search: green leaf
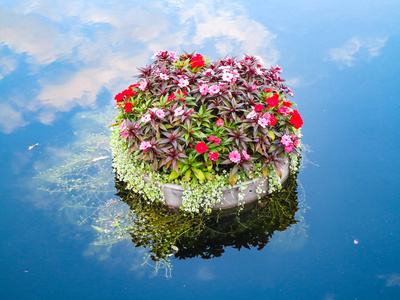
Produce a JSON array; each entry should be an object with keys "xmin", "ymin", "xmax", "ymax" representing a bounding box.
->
[
  {"xmin": 168, "ymin": 170, "xmax": 179, "ymax": 181},
  {"xmin": 269, "ymin": 130, "xmax": 275, "ymax": 141},
  {"xmin": 261, "ymin": 166, "xmax": 269, "ymax": 178},
  {"xmin": 192, "ymin": 168, "xmax": 205, "ymax": 182},
  {"xmin": 180, "ymin": 164, "xmax": 189, "ymax": 174},
  {"xmin": 229, "ymin": 172, "xmax": 239, "ymax": 186},
  {"xmin": 185, "ymin": 170, "xmax": 192, "ymax": 182},
  {"xmin": 204, "ymin": 172, "xmax": 214, "ymax": 181}
]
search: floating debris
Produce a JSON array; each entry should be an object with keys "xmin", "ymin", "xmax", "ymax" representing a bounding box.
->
[
  {"xmin": 28, "ymin": 143, "xmax": 39, "ymax": 150},
  {"xmin": 354, "ymin": 239, "xmax": 359, "ymax": 245},
  {"xmin": 91, "ymin": 225, "xmax": 104, "ymax": 233},
  {"xmin": 91, "ymin": 155, "xmax": 109, "ymax": 162}
]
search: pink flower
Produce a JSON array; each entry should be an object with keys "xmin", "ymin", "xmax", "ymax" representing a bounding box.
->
[
  {"xmin": 139, "ymin": 141, "xmax": 152, "ymax": 150},
  {"xmin": 159, "ymin": 73, "xmax": 169, "ymax": 80},
  {"xmin": 169, "ymin": 51, "xmax": 178, "ymax": 61},
  {"xmin": 119, "ymin": 120, "xmax": 126, "ymax": 131},
  {"xmin": 208, "ymin": 85, "xmax": 220, "ymax": 95},
  {"xmin": 285, "ymin": 144, "xmax": 294, "ymax": 153},
  {"xmin": 199, "ymin": 84, "xmax": 209, "ymax": 95},
  {"xmin": 246, "ymin": 110, "xmax": 257, "ymax": 119},
  {"xmin": 216, "ymin": 119, "xmax": 224, "ymax": 126},
  {"xmin": 140, "ymin": 114, "xmax": 151, "ymax": 124},
  {"xmin": 152, "ymin": 50, "xmax": 165, "ymax": 58},
  {"xmin": 278, "ymin": 106, "xmax": 292, "ymax": 116},
  {"xmin": 229, "ymin": 151, "xmax": 241, "ymax": 164},
  {"xmin": 121, "ymin": 120, "xmax": 137, "ymax": 140},
  {"xmin": 281, "ymin": 134, "xmax": 293, "ymax": 147},
  {"xmin": 174, "ymin": 107, "xmax": 184, "ymax": 117},
  {"xmin": 242, "ymin": 150, "xmax": 250, "ymax": 160},
  {"xmin": 139, "ymin": 80, "xmax": 147, "ymax": 91},
  {"xmin": 134, "ymin": 124, "xmax": 140, "ymax": 129},
  {"xmin": 207, "ymin": 135, "xmax": 221, "ymax": 144},
  {"xmin": 263, "ymin": 113, "xmax": 276, "ymax": 126},
  {"xmin": 208, "ymin": 152, "xmax": 219, "ymax": 161},
  {"xmin": 155, "ymin": 109, "xmax": 165, "ymax": 119},
  {"xmin": 251, "ymin": 84, "xmax": 257, "ymax": 90},
  {"xmin": 257, "ymin": 117, "xmax": 268, "ymax": 128},
  {"xmin": 178, "ymin": 77, "xmax": 189, "ymax": 88}
]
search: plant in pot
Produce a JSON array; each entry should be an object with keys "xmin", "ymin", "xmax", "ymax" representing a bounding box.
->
[{"xmin": 110, "ymin": 50, "xmax": 303, "ymax": 213}]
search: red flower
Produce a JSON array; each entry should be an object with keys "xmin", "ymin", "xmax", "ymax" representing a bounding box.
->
[
  {"xmin": 215, "ymin": 119, "xmax": 225, "ymax": 126},
  {"xmin": 207, "ymin": 135, "xmax": 221, "ymax": 144},
  {"xmin": 290, "ymin": 110, "xmax": 303, "ymax": 129},
  {"xmin": 190, "ymin": 54, "xmax": 205, "ymax": 68},
  {"xmin": 167, "ymin": 94, "xmax": 176, "ymax": 102},
  {"xmin": 254, "ymin": 104, "xmax": 264, "ymax": 112},
  {"xmin": 195, "ymin": 142, "xmax": 207, "ymax": 153},
  {"xmin": 123, "ymin": 88, "xmax": 135, "ymax": 98},
  {"xmin": 124, "ymin": 102, "xmax": 133, "ymax": 113},
  {"xmin": 283, "ymin": 101, "xmax": 293, "ymax": 107},
  {"xmin": 266, "ymin": 94, "xmax": 280, "ymax": 107},
  {"xmin": 115, "ymin": 92, "xmax": 124, "ymax": 104},
  {"xmin": 208, "ymin": 152, "xmax": 219, "ymax": 161},
  {"xmin": 269, "ymin": 114, "xmax": 277, "ymax": 126}
]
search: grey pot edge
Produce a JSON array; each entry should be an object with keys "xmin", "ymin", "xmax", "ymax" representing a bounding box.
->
[{"xmin": 143, "ymin": 162, "xmax": 290, "ymax": 210}]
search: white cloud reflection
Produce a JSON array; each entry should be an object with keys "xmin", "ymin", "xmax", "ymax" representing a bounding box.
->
[
  {"xmin": 0, "ymin": 0, "xmax": 280, "ymax": 133},
  {"xmin": 328, "ymin": 37, "xmax": 387, "ymax": 67},
  {"xmin": 377, "ymin": 273, "xmax": 400, "ymax": 287},
  {"xmin": 196, "ymin": 265, "xmax": 216, "ymax": 281}
]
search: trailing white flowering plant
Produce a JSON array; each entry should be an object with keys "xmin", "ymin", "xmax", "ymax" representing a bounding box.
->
[{"xmin": 111, "ymin": 50, "xmax": 303, "ymax": 212}]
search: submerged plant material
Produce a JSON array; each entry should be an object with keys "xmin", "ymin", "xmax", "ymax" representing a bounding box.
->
[
  {"xmin": 111, "ymin": 51, "xmax": 304, "ymax": 213},
  {"xmin": 110, "ymin": 172, "xmax": 300, "ymax": 261}
]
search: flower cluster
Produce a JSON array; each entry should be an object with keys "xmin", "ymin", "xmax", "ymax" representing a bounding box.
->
[{"xmin": 112, "ymin": 51, "xmax": 303, "ymax": 187}]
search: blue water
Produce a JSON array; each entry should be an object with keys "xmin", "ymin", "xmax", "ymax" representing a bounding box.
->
[{"xmin": 1, "ymin": 1, "xmax": 400, "ymax": 299}]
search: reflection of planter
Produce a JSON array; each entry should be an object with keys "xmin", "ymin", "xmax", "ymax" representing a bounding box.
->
[
  {"xmin": 114, "ymin": 172, "xmax": 299, "ymax": 261},
  {"xmin": 143, "ymin": 162, "xmax": 289, "ymax": 210}
]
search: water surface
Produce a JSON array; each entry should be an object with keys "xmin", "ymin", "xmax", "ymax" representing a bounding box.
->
[{"xmin": 1, "ymin": 0, "xmax": 400, "ymax": 299}]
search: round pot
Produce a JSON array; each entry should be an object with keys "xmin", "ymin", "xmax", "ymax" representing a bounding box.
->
[{"xmin": 144, "ymin": 162, "xmax": 290, "ymax": 210}]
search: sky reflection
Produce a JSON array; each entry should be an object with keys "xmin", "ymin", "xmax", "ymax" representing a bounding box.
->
[
  {"xmin": 1, "ymin": 0, "xmax": 400, "ymax": 298},
  {"xmin": 0, "ymin": 0, "xmax": 283, "ymax": 133}
]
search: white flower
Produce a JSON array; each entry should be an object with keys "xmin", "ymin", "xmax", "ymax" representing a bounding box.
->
[
  {"xmin": 155, "ymin": 109, "xmax": 165, "ymax": 119},
  {"xmin": 258, "ymin": 117, "xmax": 268, "ymax": 128},
  {"xmin": 140, "ymin": 114, "xmax": 151, "ymax": 124},
  {"xmin": 246, "ymin": 110, "xmax": 257, "ymax": 119},
  {"xmin": 174, "ymin": 107, "xmax": 184, "ymax": 117},
  {"xmin": 139, "ymin": 80, "xmax": 147, "ymax": 91},
  {"xmin": 254, "ymin": 55, "xmax": 264, "ymax": 65},
  {"xmin": 159, "ymin": 73, "xmax": 169, "ymax": 80},
  {"xmin": 222, "ymin": 72, "xmax": 234, "ymax": 82},
  {"xmin": 178, "ymin": 77, "xmax": 189, "ymax": 88}
]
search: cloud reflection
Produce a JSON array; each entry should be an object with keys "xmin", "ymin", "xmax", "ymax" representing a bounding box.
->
[
  {"xmin": 0, "ymin": 0, "xmax": 279, "ymax": 133},
  {"xmin": 377, "ymin": 273, "xmax": 400, "ymax": 287},
  {"xmin": 328, "ymin": 37, "xmax": 387, "ymax": 67}
]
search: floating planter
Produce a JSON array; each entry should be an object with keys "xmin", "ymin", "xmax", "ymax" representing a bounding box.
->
[{"xmin": 111, "ymin": 51, "xmax": 303, "ymax": 213}]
